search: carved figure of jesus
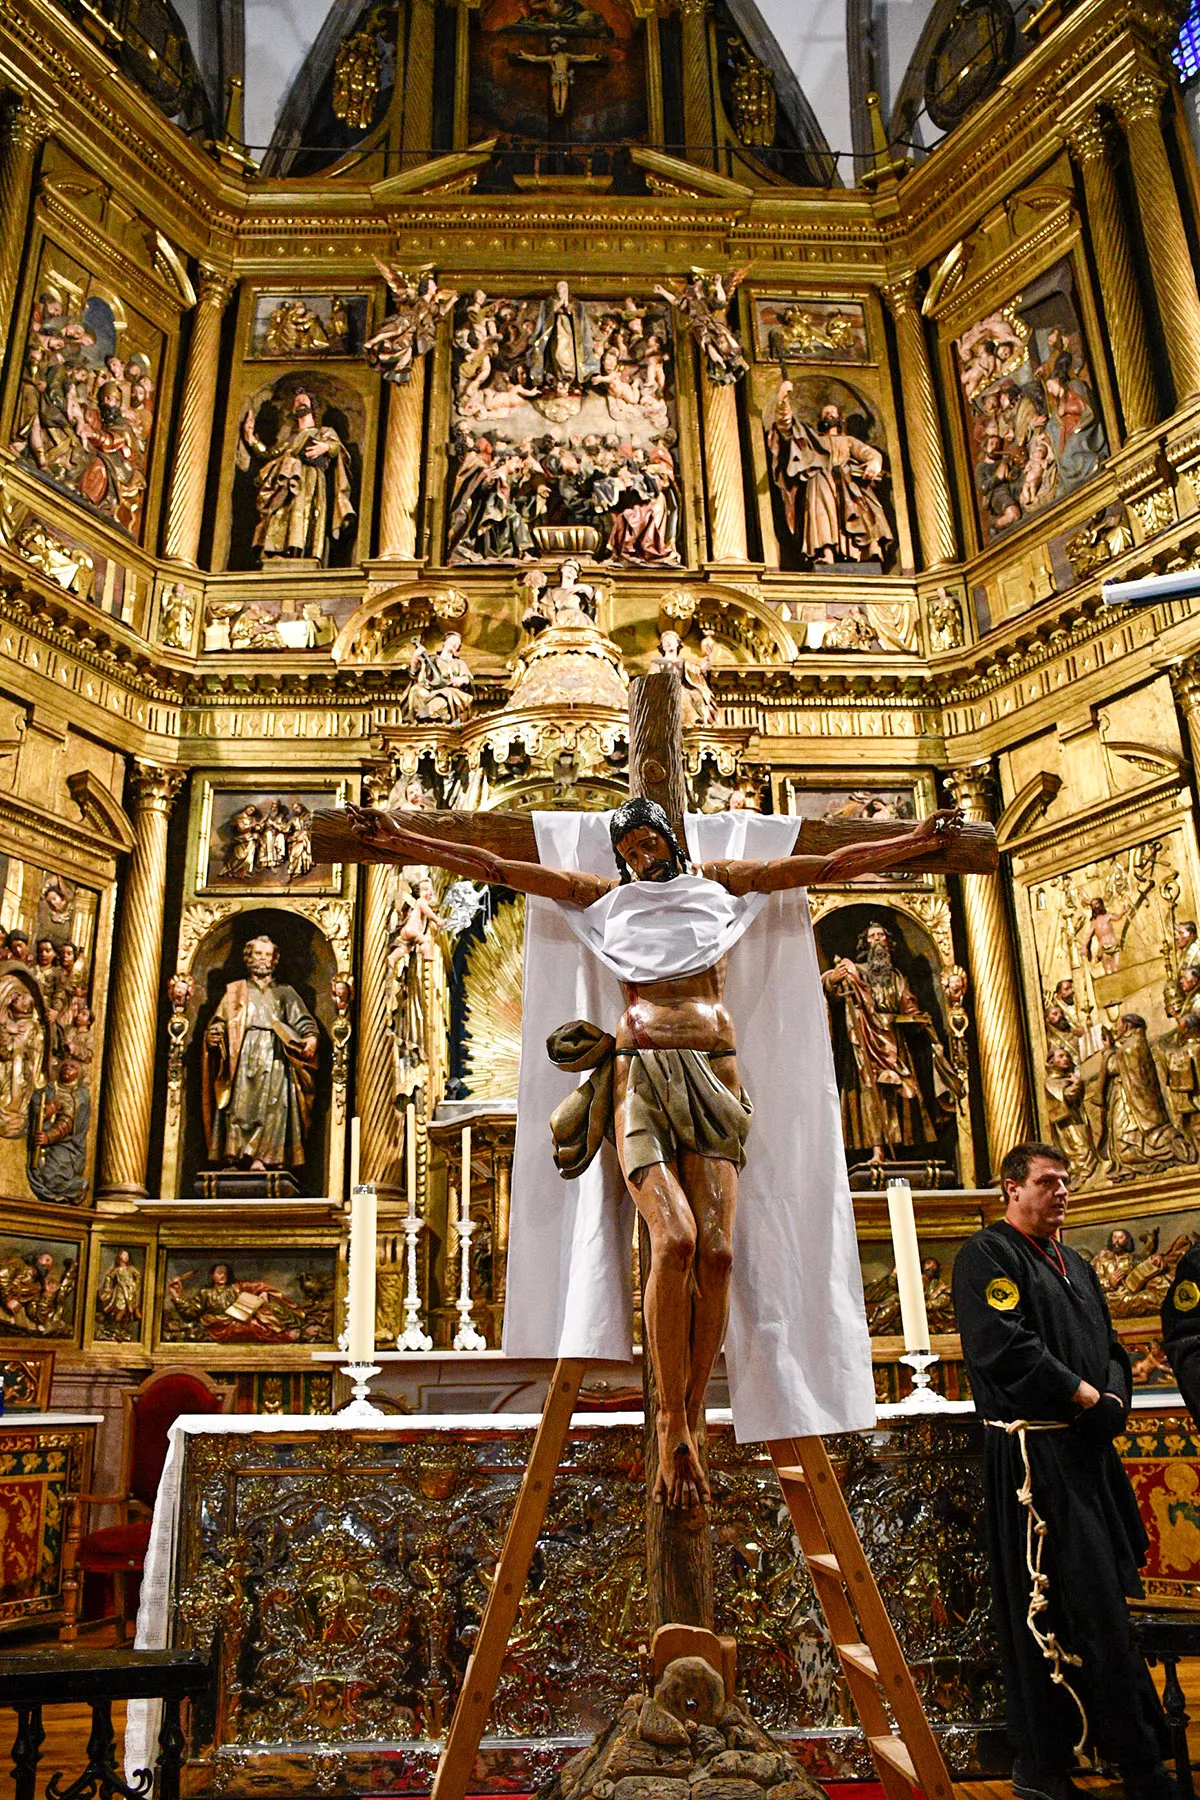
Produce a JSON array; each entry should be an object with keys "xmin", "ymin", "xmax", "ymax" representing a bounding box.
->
[
  {"xmin": 347, "ymin": 794, "xmax": 963, "ymax": 1508},
  {"xmin": 510, "ymin": 37, "xmax": 607, "ymax": 119}
]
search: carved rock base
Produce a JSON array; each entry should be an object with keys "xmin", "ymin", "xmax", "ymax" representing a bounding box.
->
[{"xmin": 543, "ymin": 1650, "xmax": 825, "ymax": 1800}]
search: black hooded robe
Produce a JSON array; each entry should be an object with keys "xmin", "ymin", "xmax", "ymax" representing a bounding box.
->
[
  {"xmin": 1161, "ymin": 1241, "xmax": 1200, "ymax": 1422},
  {"xmin": 952, "ymin": 1220, "xmax": 1164, "ymax": 1775}
]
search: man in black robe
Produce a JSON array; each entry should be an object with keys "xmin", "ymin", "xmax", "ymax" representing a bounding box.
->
[
  {"xmin": 1161, "ymin": 1243, "xmax": 1200, "ymax": 1422},
  {"xmin": 953, "ymin": 1142, "xmax": 1168, "ymax": 1800}
]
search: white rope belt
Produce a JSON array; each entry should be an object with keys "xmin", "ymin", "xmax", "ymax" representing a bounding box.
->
[{"xmin": 985, "ymin": 1417, "xmax": 1090, "ymax": 1759}]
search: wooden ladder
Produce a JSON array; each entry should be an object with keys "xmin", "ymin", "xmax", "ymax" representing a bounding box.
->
[
  {"xmin": 431, "ymin": 1370, "xmax": 954, "ymax": 1800},
  {"xmin": 767, "ymin": 1434, "xmax": 955, "ymax": 1800}
]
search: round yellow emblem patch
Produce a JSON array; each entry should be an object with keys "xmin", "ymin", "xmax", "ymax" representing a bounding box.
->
[
  {"xmin": 1175, "ymin": 1279, "xmax": 1200, "ymax": 1313},
  {"xmin": 986, "ymin": 1277, "xmax": 1020, "ymax": 1312}
]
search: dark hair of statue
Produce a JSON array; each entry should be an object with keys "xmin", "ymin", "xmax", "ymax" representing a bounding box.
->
[
  {"xmin": 999, "ymin": 1141, "xmax": 1067, "ymax": 1191},
  {"xmin": 608, "ymin": 797, "xmax": 688, "ymax": 884}
]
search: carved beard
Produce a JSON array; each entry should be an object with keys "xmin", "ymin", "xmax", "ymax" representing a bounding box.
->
[{"xmin": 866, "ymin": 945, "xmax": 893, "ymax": 980}]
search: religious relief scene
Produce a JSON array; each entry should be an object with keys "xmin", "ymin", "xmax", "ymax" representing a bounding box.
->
[
  {"xmin": 15, "ymin": 0, "xmax": 1200, "ymax": 1790},
  {"xmin": 9, "ymin": 243, "xmax": 163, "ymax": 541},
  {"xmin": 953, "ymin": 258, "xmax": 1110, "ymax": 544},
  {"xmin": 1022, "ymin": 836, "xmax": 1200, "ymax": 1190},
  {"xmin": 447, "ymin": 283, "xmax": 680, "ymax": 565}
]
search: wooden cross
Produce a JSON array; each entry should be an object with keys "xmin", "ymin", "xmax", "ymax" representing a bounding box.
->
[{"xmin": 312, "ymin": 667, "xmax": 996, "ymax": 1629}]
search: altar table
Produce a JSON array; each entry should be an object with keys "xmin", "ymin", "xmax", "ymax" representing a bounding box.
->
[{"xmin": 127, "ymin": 1401, "xmax": 1006, "ymax": 1796}]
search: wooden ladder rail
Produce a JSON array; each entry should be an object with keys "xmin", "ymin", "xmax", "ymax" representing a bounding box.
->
[
  {"xmin": 768, "ymin": 1435, "xmax": 955, "ymax": 1800},
  {"xmin": 431, "ymin": 1359, "xmax": 585, "ymax": 1800}
]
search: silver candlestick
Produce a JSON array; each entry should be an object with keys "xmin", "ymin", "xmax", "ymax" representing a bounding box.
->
[
  {"xmin": 397, "ymin": 1211, "xmax": 433, "ymax": 1352},
  {"xmin": 339, "ymin": 1362, "xmax": 384, "ymax": 1422},
  {"xmin": 452, "ymin": 1207, "xmax": 487, "ymax": 1352},
  {"xmin": 896, "ymin": 1348, "xmax": 954, "ymax": 1409}
]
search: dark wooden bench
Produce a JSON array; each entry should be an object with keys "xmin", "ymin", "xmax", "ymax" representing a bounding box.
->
[
  {"xmin": 0, "ymin": 1647, "xmax": 212, "ymax": 1800},
  {"xmin": 1129, "ymin": 1608, "xmax": 1200, "ymax": 1800}
]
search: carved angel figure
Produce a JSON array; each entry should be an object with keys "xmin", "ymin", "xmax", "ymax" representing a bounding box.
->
[
  {"xmin": 654, "ymin": 268, "xmax": 750, "ymax": 385},
  {"xmin": 364, "ymin": 261, "xmax": 459, "ymax": 385}
]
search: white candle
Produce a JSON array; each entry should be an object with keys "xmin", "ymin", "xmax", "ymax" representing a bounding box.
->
[
  {"xmin": 461, "ymin": 1124, "xmax": 471, "ymax": 1227},
  {"xmin": 347, "ymin": 1181, "xmax": 377, "ymax": 1364},
  {"xmin": 349, "ymin": 1114, "xmax": 361, "ymax": 1198},
  {"xmin": 886, "ymin": 1178, "xmax": 930, "ymax": 1353},
  {"xmin": 406, "ymin": 1101, "xmax": 417, "ymax": 1218}
]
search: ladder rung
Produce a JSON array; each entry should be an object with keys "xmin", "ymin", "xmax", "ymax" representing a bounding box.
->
[
  {"xmin": 837, "ymin": 1641, "xmax": 879, "ymax": 1681},
  {"xmin": 774, "ymin": 1465, "xmax": 807, "ymax": 1482},
  {"xmin": 869, "ymin": 1736, "xmax": 919, "ymax": 1787},
  {"xmin": 807, "ymin": 1552, "xmax": 843, "ymax": 1578}
]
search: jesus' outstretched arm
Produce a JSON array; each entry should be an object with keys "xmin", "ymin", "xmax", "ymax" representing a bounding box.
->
[
  {"xmin": 345, "ymin": 803, "xmax": 616, "ymax": 905},
  {"xmin": 702, "ymin": 807, "xmax": 963, "ymax": 892}
]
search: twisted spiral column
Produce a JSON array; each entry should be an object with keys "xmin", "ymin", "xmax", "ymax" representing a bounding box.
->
[
  {"xmin": 881, "ymin": 272, "xmax": 957, "ymax": 568},
  {"xmin": 1169, "ymin": 658, "xmax": 1200, "ymax": 772},
  {"xmin": 357, "ymin": 795, "xmax": 404, "ymax": 1199},
  {"xmin": 97, "ymin": 763, "xmax": 186, "ymax": 1200},
  {"xmin": 702, "ymin": 379, "xmax": 748, "ymax": 562},
  {"xmin": 1067, "ymin": 108, "xmax": 1158, "ymax": 434},
  {"xmin": 947, "ymin": 762, "xmax": 1033, "ymax": 1176},
  {"xmin": 679, "ymin": 0, "xmax": 714, "ymax": 168},
  {"xmin": 377, "ymin": 356, "xmax": 426, "ymax": 561},
  {"xmin": 163, "ymin": 267, "xmax": 235, "ymax": 565},
  {"xmin": 402, "ymin": 0, "xmax": 436, "ymax": 163},
  {"xmin": 0, "ymin": 96, "xmax": 51, "ymax": 368},
  {"xmin": 1113, "ymin": 69, "xmax": 1200, "ymax": 406}
]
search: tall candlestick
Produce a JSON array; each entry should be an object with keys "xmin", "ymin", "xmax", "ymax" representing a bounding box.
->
[
  {"xmin": 347, "ymin": 1182, "xmax": 377, "ymax": 1363},
  {"xmin": 886, "ymin": 1178, "xmax": 929, "ymax": 1353},
  {"xmin": 461, "ymin": 1124, "xmax": 471, "ymax": 1227},
  {"xmin": 406, "ymin": 1100, "xmax": 417, "ymax": 1218},
  {"xmin": 349, "ymin": 1114, "xmax": 361, "ymax": 1198}
]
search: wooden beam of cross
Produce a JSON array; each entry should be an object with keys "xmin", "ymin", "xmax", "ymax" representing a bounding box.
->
[{"xmin": 313, "ymin": 667, "xmax": 998, "ymax": 1634}]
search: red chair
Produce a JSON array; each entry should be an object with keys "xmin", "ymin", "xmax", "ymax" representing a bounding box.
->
[{"xmin": 62, "ymin": 1366, "xmax": 234, "ymax": 1643}]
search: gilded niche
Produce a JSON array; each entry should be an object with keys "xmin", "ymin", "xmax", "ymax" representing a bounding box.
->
[{"xmin": 469, "ymin": 0, "xmax": 647, "ymax": 155}]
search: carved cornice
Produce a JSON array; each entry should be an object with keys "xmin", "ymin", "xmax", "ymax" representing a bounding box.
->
[{"xmin": 0, "ymin": 576, "xmax": 184, "ymax": 705}]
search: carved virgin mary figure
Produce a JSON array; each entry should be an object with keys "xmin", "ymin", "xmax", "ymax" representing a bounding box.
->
[{"xmin": 202, "ymin": 936, "xmax": 319, "ymax": 1170}]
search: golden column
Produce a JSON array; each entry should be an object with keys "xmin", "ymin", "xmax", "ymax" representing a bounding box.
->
[
  {"xmin": 1112, "ymin": 69, "xmax": 1200, "ymax": 407},
  {"xmin": 1066, "ymin": 108, "xmax": 1158, "ymax": 435},
  {"xmin": 402, "ymin": 0, "xmax": 436, "ymax": 162},
  {"xmin": 1169, "ymin": 657, "xmax": 1200, "ymax": 772},
  {"xmin": 947, "ymin": 761, "xmax": 1034, "ymax": 1173},
  {"xmin": 702, "ymin": 381, "xmax": 748, "ymax": 563},
  {"xmin": 377, "ymin": 363, "xmax": 426, "ymax": 562},
  {"xmin": 97, "ymin": 762, "xmax": 186, "ymax": 1200},
  {"xmin": 357, "ymin": 773, "xmax": 404, "ymax": 1200},
  {"xmin": 0, "ymin": 95, "xmax": 51, "ymax": 367},
  {"xmin": 162, "ymin": 267, "xmax": 235, "ymax": 566},
  {"xmin": 880, "ymin": 272, "xmax": 957, "ymax": 568},
  {"xmin": 679, "ymin": 0, "xmax": 714, "ymax": 168}
]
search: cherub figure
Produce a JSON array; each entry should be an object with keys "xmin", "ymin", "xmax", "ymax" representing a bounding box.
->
[
  {"xmin": 654, "ymin": 268, "xmax": 750, "ymax": 385},
  {"xmin": 364, "ymin": 262, "xmax": 459, "ymax": 385}
]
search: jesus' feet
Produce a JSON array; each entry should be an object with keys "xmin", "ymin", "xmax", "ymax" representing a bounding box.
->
[{"xmin": 654, "ymin": 1415, "xmax": 710, "ymax": 1510}]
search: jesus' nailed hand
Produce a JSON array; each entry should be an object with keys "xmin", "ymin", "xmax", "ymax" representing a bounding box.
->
[{"xmin": 346, "ymin": 796, "xmax": 964, "ymax": 1509}]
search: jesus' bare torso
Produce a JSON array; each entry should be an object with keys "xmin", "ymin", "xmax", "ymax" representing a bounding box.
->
[{"xmin": 346, "ymin": 798, "xmax": 962, "ymax": 1509}]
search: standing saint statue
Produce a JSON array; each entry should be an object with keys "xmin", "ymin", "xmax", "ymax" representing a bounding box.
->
[
  {"xmin": 346, "ymin": 795, "xmax": 967, "ymax": 1508},
  {"xmin": 821, "ymin": 919, "xmax": 962, "ymax": 1166},
  {"xmin": 766, "ymin": 382, "xmax": 893, "ymax": 565},
  {"xmin": 238, "ymin": 388, "xmax": 355, "ymax": 565},
  {"xmin": 202, "ymin": 935, "xmax": 319, "ymax": 1171}
]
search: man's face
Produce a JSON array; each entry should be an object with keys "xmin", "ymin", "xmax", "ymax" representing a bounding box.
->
[
  {"xmin": 1005, "ymin": 1155, "xmax": 1069, "ymax": 1236},
  {"xmin": 1178, "ymin": 924, "xmax": 1197, "ymax": 951},
  {"xmin": 36, "ymin": 942, "xmax": 55, "ymax": 967},
  {"xmin": 616, "ymin": 827, "xmax": 675, "ymax": 883},
  {"xmin": 866, "ymin": 924, "xmax": 890, "ymax": 959},
  {"xmin": 246, "ymin": 941, "xmax": 277, "ymax": 979},
  {"xmin": 59, "ymin": 1059, "xmax": 79, "ymax": 1085},
  {"xmin": 1055, "ymin": 979, "xmax": 1074, "ymax": 1004},
  {"xmin": 820, "ymin": 406, "xmax": 840, "ymax": 432},
  {"xmin": 1049, "ymin": 1047, "xmax": 1072, "ymax": 1073},
  {"xmin": 212, "ymin": 1265, "xmax": 229, "ymax": 1287}
]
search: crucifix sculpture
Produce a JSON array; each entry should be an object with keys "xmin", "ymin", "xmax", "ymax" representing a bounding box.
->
[{"xmin": 313, "ymin": 666, "xmax": 997, "ymax": 1629}]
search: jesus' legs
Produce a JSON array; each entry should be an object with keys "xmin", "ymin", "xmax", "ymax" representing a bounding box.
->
[
  {"xmin": 621, "ymin": 1153, "xmax": 708, "ymax": 1510},
  {"xmin": 678, "ymin": 1148, "xmax": 737, "ymax": 1440}
]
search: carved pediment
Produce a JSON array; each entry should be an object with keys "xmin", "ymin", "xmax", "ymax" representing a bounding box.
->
[{"xmin": 66, "ymin": 770, "xmax": 137, "ymax": 853}]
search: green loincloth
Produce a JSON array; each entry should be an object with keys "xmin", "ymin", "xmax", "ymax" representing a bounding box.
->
[{"xmin": 547, "ymin": 1020, "xmax": 752, "ymax": 1180}]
